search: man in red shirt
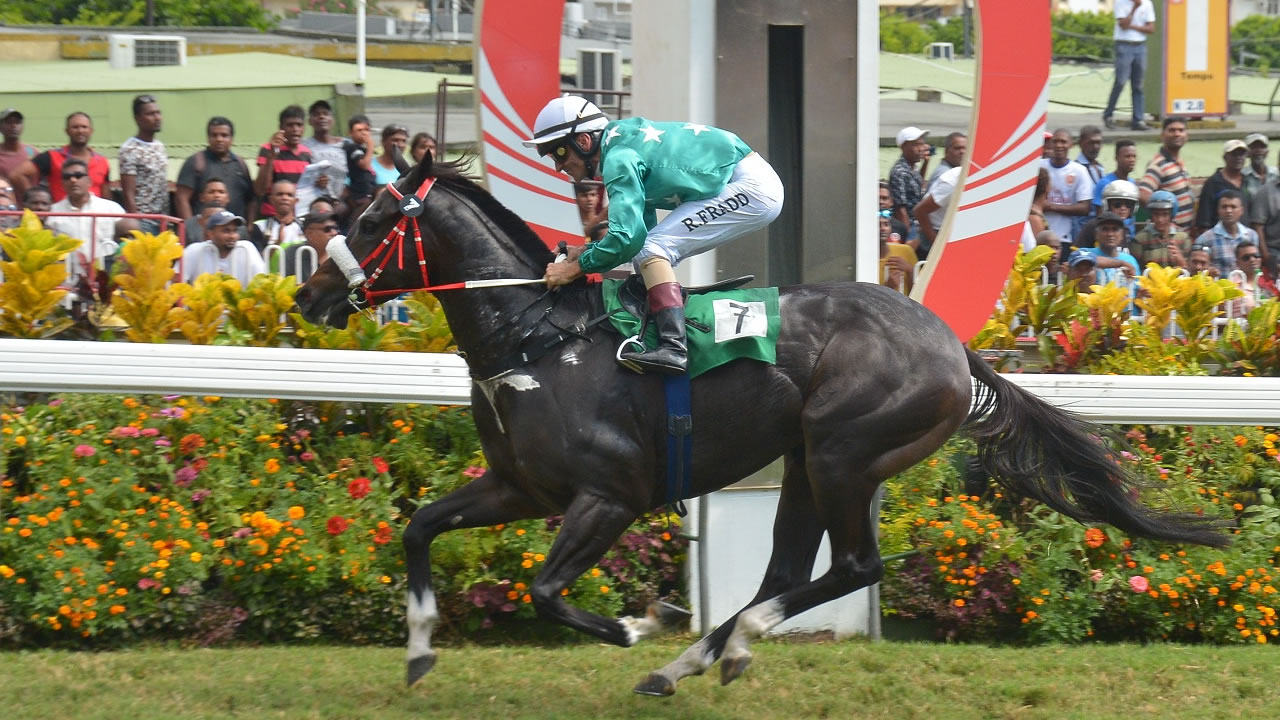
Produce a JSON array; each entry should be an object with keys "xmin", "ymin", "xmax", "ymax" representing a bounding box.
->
[
  {"xmin": 0, "ymin": 108, "xmax": 37, "ymax": 184},
  {"xmin": 254, "ymin": 105, "xmax": 312, "ymax": 217},
  {"xmin": 11, "ymin": 111, "xmax": 111, "ymax": 204}
]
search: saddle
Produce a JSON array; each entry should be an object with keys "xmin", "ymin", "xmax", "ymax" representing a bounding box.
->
[{"xmin": 615, "ymin": 273, "xmax": 756, "ymax": 322}]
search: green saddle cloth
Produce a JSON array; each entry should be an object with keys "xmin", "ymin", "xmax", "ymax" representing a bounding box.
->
[{"xmin": 601, "ymin": 278, "xmax": 781, "ymax": 379}]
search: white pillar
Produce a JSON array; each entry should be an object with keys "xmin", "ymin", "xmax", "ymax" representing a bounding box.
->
[{"xmin": 854, "ymin": 0, "xmax": 879, "ymax": 284}]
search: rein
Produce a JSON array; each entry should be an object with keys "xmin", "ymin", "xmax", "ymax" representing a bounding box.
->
[{"xmin": 331, "ymin": 177, "xmax": 549, "ymax": 312}]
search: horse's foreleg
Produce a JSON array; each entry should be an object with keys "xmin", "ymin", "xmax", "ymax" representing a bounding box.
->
[
  {"xmin": 528, "ymin": 492, "xmax": 639, "ymax": 647},
  {"xmin": 635, "ymin": 448, "xmax": 825, "ymax": 696},
  {"xmin": 404, "ymin": 470, "xmax": 543, "ymax": 686}
]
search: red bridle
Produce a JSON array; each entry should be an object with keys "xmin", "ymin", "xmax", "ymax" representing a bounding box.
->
[
  {"xmin": 343, "ymin": 177, "xmax": 550, "ymax": 311},
  {"xmin": 358, "ymin": 178, "xmax": 437, "ymax": 301}
]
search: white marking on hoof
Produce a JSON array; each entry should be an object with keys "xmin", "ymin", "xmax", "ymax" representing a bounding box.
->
[
  {"xmin": 407, "ymin": 589, "xmax": 439, "ymax": 661},
  {"xmin": 619, "ymin": 613, "xmax": 663, "ymax": 645},
  {"xmin": 723, "ymin": 598, "xmax": 785, "ymax": 662},
  {"xmin": 652, "ymin": 636, "xmax": 716, "ymax": 686}
]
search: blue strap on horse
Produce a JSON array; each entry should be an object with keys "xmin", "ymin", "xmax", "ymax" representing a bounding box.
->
[{"xmin": 664, "ymin": 373, "xmax": 692, "ymax": 517}]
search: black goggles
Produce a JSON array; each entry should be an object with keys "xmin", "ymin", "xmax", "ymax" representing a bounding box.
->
[{"xmin": 537, "ymin": 139, "xmax": 572, "ymax": 160}]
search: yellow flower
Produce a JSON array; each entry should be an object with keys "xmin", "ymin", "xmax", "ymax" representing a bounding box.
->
[
  {"xmin": 264, "ymin": 458, "xmax": 281, "ymax": 474},
  {"xmin": 0, "ymin": 565, "xmax": 14, "ymax": 579},
  {"xmin": 189, "ymin": 552, "xmax": 203, "ymax": 563},
  {"xmin": 521, "ymin": 559, "xmax": 533, "ymax": 568},
  {"xmin": 599, "ymin": 586, "xmax": 610, "ymax": 594},
  {"xmin": 288, "ymin": 506, "xmax": 305, "ymax": 520},
  {"xmin": 109, "ymin": 605, "xmax": 126, "ymax": 615},
  {"xmin": 380, "ymin": 575, "xmax": 392, "ymax": 584}
]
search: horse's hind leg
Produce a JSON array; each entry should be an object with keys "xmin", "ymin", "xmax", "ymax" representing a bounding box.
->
[
  {"xmin": 635, "ymin": 447, "xmax": 826, "ymax": 696},
  {"xmin": 717, "ymin": 419, "xmax": 958, "ymax": 686},
  {"xmin": 404, "ymin": 470, "xmax": 545, "ymax": 686}
]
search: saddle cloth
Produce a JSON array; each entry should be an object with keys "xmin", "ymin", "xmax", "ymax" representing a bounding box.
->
[{"xmin": 602, "ymin": 276, "xmax": 781, "ymax": 378}]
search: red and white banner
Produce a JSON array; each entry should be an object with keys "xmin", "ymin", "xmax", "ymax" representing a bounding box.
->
[
  {"xmin": 475, "ymin": 0, "xmax": 581, "ymax": 249},
  {"xmin": 911, "ymin": 1, "xmax": 1051, "ymax": 342}
]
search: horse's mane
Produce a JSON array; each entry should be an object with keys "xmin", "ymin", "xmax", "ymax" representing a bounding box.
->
[{"xmin": 426, "ymin": 155, "xmax": 557, "ymax": 267}]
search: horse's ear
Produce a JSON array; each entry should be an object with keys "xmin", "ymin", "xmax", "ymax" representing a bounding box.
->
[{"xmin": 405, "ymin": 150, "xmax": 433, "ymax": 187}]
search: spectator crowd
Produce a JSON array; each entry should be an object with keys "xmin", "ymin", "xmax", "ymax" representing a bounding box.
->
[
  {"xmin": 0, "ymin": 100, "xmax": 437, "ymax": 291},
  {"xmin": 881, "ymin": 119, "xmax": 1280, "ymax": 317}
]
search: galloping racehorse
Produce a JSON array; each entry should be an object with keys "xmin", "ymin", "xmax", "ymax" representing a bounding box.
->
[{"xmin": 295, "ymin": 155, "xmax": 1226, "ymax": 696}]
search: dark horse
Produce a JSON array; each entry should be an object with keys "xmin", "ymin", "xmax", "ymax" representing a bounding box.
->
[{"xmin": 295, "ymin": 155, "xmax": 1225, "ymax": 695}]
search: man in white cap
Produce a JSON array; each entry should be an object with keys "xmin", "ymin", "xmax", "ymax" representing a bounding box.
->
[
  {"xmin": 528, "ymin": 96, "xmax": 784, "ymax": 375},
  {"xmin": 889, "ymin": 126, "xmax": 930, "ymax": 255},
  {"xmin": 1242, "ymin": 133, "xmax": 1276, "ymax": 201},
  {"xmin": 182, "ymin": 209, "xmax": 265, "ymax": 286},
  {"xmin": 1193, "ymin": 139, "xmax": 1250, "ymax": 238}
]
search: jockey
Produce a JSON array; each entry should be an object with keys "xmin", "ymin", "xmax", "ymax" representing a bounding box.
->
[{"xmin": 526, "ymin": 96, "xmax": 784, "ymax": 375}]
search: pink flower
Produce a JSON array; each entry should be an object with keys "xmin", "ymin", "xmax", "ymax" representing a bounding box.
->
[
  {"xmin": 48, "ymin": 399, "xmax": 63, "ymax": 408},
  {"xmin": 155, "ymin": 438, "xmax": 171, "ymax": 447},
  {"xmin": 140, "ymin": 428, "xmax": 160, "ymax": 437},
  {"xmin": 463, "ymin": 466, "xmax": 485, "ymax": 478},
  {"xmin": 1128, "ymin": 575, "xmax": 1149, "ymax": 593},
  {"xmin": 114, "ymin": 426, "xmax": 140, "ymax": 438},
  {"xmin": 73, "ymin": 444, "xmax": 96, "ymax": 458},
  {"xmin": 174, "ymin": 465, "xmax": 199, "ymax": 487},
  {"xmin": 233, "ymin": 527, "xmax": 253, "ymax": 539},
  {"xmin": 300, "ymin": 451, "xmax": 315, "ymax": 462},
  {"xmin": 137, "ymin": 578, "xmax": 161, "ymax": 590},
  {"xmin": 1090, "ymin": 569, "xmax": 1104, "ymax": 582}
]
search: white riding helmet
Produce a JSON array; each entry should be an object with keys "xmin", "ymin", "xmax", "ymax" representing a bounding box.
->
[
  {"xmin": 1101, "ymin": 179, "xmax": 1139, "ymax": 204},
  {"xmin": 521, "ymin": 96, "xmax": 610, "ymax": 150}
]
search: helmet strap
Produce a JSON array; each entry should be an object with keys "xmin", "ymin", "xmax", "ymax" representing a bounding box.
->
[{"xmin": 570, "ymin": 131, "xmax": 603, "ymax": 179}]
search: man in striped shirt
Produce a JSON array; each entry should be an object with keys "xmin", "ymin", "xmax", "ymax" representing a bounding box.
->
[
  {"xmin": 1136, "ymin": 117, "xmax": 1193, "ymax": 231},
  {"xmin": 255, "ymin": 105, "xmax": 311, "ymax": 218}
]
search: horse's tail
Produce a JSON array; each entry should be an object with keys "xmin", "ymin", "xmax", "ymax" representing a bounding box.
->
[{"xmin": 962, "ymin": 347, "xmax": 1229, "ymax": 548}]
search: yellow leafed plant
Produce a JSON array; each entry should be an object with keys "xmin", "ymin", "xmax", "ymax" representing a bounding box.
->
[
  {"xmin": 969, "ymin": 246, "xmax": 1059, "ymax": 350},
  {"xmin": 171, "ymin": 273, "xmax": 236, "ymax": 345},
  {"xmin": 1135, "ymin": 263, "xmax": 1200, "ymax": 329},
  {"xmin": 400, "ymin": 292, "xmax": 456, "ymax": 352},
  {"xmin": 110, "ymin": 230, "xmax": 186, "ymax": 342},
  {"xmin": 1174, "ymin": 273, "xmax": 1243, "ymax": 350},
  {"xmin": 222, "ymin": 273, "xmax": 298, "ymax": 346},
  {"xmin": 0, "ymin": 210, "xmax": 82, "ymax": 338}
]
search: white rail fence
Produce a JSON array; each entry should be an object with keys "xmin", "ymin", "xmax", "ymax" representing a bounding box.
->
[{"xmin": 4, "ymin": 339, "xmax": 1280, "ymax": 639}]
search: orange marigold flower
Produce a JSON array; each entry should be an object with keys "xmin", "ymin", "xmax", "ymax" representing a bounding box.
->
[{"xmin": 1084, "ymin": 528, "xmax": 1106, "ymax": 548}]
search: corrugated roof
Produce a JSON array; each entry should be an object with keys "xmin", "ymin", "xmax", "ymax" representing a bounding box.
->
[{"xmin": 0, "ymin": 52, "xmax": 462, "ymax": 99}]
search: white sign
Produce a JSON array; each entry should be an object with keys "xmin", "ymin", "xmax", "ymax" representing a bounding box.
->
[{"xmin": 712, "ymin": 299, "xmax": 767, "ymax": 342}]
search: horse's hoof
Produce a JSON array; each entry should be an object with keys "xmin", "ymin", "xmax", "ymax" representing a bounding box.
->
[
  {"xmin": 406, "ymin": 653, "xmax": 437, "ymax": 686},
  {"xmin": 651, "ymin": 601, "xmax": 693, "ymax": 629},
  {"xmin": 633, "ymin": 672, "xmax": 677, "ymax": 697},
  {"xmin": 720, "ymin": 654, "xmax": 751, "ymax": 686}
]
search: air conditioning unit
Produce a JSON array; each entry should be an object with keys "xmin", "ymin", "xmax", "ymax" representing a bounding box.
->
[
  {"xmin": 577, "ymin": 48, "xmax": 621, "ymax": 107},
  {"xmin": 108, "ymin": 34, "xmax": 187, "ymax": 70}
]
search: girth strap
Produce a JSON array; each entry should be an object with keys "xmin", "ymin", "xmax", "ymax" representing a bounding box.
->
[{"xmin": 663, "ymin": 373, "xmax": 692, "ymax": 517}]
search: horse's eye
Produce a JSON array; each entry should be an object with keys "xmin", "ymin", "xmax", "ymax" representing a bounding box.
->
[{"xmin": 359, "ymin": 216, "xmax": 379, "ymax": 234}]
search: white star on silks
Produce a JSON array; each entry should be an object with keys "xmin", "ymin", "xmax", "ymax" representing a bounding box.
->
[
  {"xmin": 640, "ymin": 125, "xmax": 665, "ymax": 143},
  {"xmin": 682, "ymin": 123, "xmax": 709, "ymax": 136},
  {"xmin": 604, "ymin": 127, "xmax": 621, "ymax": 145},
  {"xmin": 663, "ymin": 193, "xmax": 682, "ymax": 205}
]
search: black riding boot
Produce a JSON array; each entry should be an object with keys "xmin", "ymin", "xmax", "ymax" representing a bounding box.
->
[{"xmin": 622, "ymin": 305, "xmax": 688, "ymax": 375}]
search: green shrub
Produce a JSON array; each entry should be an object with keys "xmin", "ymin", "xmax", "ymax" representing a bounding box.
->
[
  {"xmin": 0, "ymin": 394, "xmax": 686, "ymax": 648},
  {"xmin": 881, "ymin": 427, "xmax": 1280, "ymax": 645}
]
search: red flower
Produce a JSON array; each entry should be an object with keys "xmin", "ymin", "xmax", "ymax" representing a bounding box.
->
[
  {"xmin": 373, "ymin": 525, "xmax": 393, "ymax": 545},
  {"xmin": 372, "ymin": 456, "xmax": 389, "ymax": 474},
  {"xmin": 179, "ymin": 433, "xmax": 206, "ymax": 455},
  {"xmin": 326, "ymin": 516, "xmax": 349, "ymax": 536},
  {"xmin": 347, "ymin": 477, "xmax": 371, "ymax": 500}
]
